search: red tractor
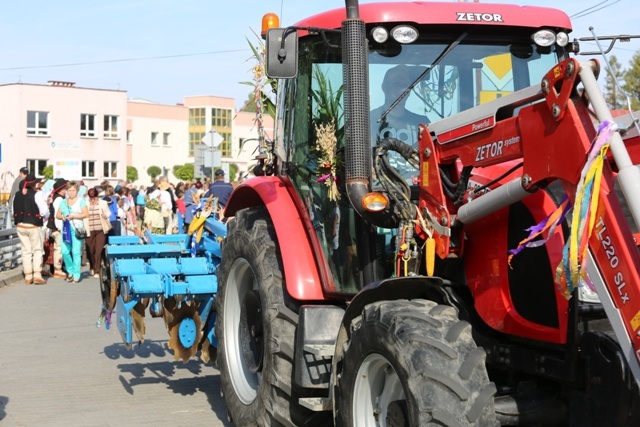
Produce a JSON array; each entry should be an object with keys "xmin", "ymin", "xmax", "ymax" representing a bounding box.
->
[{"xmin": 216, "ymin": 1, "xmax": 640, "ymax": 425}]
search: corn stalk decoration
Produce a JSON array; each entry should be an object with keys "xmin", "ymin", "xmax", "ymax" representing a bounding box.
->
[{"xmin": 242, "ymin": 34, "xmax": 277, "ymax": 159}]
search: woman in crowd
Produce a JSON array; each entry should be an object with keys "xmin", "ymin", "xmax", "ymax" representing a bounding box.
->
[
  {"xmin": 85, "ymin": 187, "xmax": 112, "ymax": 278},
  {"xmin": 143, "ymin": 196, "xmax": 165, "ymax": 234},
  {"xmin": 56, "ymin": 181, "xmax": 88, "ymax": 283},
  {"xmin": 103, "ymin": 185, "xmax": 121, "ymax": 236},
  {"xmin": 136, "ymin": 184, "xmax": 146, "ymax": 226},
  {"xmin": 122, "ymin": 187, "xmax": 137, "ymax": 235}
]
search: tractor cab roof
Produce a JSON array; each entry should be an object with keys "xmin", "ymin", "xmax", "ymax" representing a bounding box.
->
[{"xmin": 294, "ymin": 1, "xmax": 572, "ymax": 34}]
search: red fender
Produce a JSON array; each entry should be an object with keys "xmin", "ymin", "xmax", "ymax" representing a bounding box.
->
[{"xmin": 224, "ymin": 176, "xmax": 325, "ymax": 301}]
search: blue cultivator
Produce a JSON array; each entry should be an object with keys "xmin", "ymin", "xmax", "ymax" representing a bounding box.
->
[{"xmin": 99, "ymin": 212, "xmax": 226, "ymax": 363}]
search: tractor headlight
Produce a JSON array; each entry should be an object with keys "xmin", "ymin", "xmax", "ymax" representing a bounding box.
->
[
  {"xmin": 391, "ymin": 25, "xmax": 418, "ymax": 44},
  {"xmin": 371, "ymin": 26, "xmax": 389, "ymax": 44},
  {"xmin": 556, "ymin": 31, "xmax": 569, "ymax": 47},
  {"xmin": 533, "ymin": 29, "xmax": 556, "ymax": 47}
]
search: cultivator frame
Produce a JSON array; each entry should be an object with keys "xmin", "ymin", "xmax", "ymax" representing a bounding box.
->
[{"xmin": 100, "ymin": 216, "xmax": 226, "ymax": 363}]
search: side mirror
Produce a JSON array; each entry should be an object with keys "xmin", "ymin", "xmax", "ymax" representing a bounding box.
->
[{"xmin": 266, "ymin": 28, "xmax": 298, "ymax": 79}]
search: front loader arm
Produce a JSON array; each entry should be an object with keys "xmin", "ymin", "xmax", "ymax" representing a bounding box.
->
[
  {"xmin": 586, "ymin": 167, "xmax": 640, "ymax": 388},
  {"xmin": 420, "ymin": 58, "xmax": 640, "ymax": 388}
]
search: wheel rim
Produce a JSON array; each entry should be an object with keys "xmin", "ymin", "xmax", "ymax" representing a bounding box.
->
[
  {"xmin": 99, "ymin": 249, "xmax": 117, "ymax": 310},
  {"xmin": 353, "ymin": 353, "xmax": 406, "ymax": 427},
  {"xmin": 224, "ymin": 257, "xmax": 261, "ymax": 405},
  {"xmin": 239, "ymin": 289, "xmax": 263, "ymax": 374}
]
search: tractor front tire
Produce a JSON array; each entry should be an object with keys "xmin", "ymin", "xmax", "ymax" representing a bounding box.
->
[
  {"xmin": 334, "ymin": 299, "xmax": 498, "ymax": 426},
  {"xmin": 217, "ymin": 207, "xmax": 323, "ymax": 426}
]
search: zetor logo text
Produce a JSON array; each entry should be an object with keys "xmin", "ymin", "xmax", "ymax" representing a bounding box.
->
[{"xmin": 456, "ymin": 12, "xmax": 504, "ymax": 22}]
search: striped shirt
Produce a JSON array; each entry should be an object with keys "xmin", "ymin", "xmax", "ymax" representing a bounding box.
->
[{"xmin": 88, "ymin": 203, "xmax": 102, "ymax": 232}]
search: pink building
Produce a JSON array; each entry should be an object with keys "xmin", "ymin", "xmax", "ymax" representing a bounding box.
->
[
  {"xmin": 0, "ymin": 81, "xmax": 127, "ymax": 190},
  {"xmin": 127, "ymin": 99, "xmax": 189, "ymax": 185},
  {"xmin": 0, "ymin": 81, "xmax": 274, "ymax": 197}
]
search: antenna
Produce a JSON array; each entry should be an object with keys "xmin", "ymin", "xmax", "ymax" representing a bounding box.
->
[{"xmin": 589, "ymin": 27, "xmax": 640, "ymax": 136}]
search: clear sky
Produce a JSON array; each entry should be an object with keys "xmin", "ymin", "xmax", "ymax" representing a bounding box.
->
[{"xmin": 1, "ymin": 0, "xmax": 637, "ymax": 110}]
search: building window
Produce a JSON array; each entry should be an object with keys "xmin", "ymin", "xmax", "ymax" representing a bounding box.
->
[
  {"xmin": 104, "ymin": 115, "xmax": 119, "ymax": 139},
  {"xmin": 151, "ymin": 132, "xmax": 158, "ymax": 146},
  {"xmin": 163, "ymin": 132, "xmax": 170, "ymax": 146},
  {"xmin": 27, "ymin": 159, "xmax": 47, "ymax": 177},
  {"xmin": 189, "ymin": 108, "xmax": 205, "ymax": 126},
  {"xmin": 188, "ymin": 132, "xmax": 204, "ymax": 157},
  {"xmin": 82, "ymin": 161, "xmax": 96, "ymax": 178},
  {"xmin": 212, "ymin": 108, "xmax": 231, "ymax": 127},
  {"xmin": 126, "ymin": 130, "xmax": 132, "ymax": 145},
  {"xmin": 220, "ymin": 132, "xmax": 232, "ymax": 157},
  {"xmin": 104, "ymin": 161, "xmax": 117, "ymax": 178},
  {"xmin": 80, "ymin": 113, "xmax": 96, "ymax": 138},
  {"xmin": 27, "ymin": 111, "xmax": 49, "ymax": 136}
]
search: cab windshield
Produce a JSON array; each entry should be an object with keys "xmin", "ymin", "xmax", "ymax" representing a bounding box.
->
[{"xmin": 280, "ymin": 33, "xmax": 562, "ymax": 294}]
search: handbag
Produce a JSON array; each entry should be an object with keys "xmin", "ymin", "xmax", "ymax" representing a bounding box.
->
[
  {"xmin": 75, "ymin": 228, "xmax": 88, "ymax": 239},
  {"xmin": 73, "ymin": 219, "xmax": 88, "ymax": 239}
]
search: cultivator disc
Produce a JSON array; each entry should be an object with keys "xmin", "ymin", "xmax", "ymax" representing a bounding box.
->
[
  {"xmin": 167, "ymin": 301, "xmax": 203, "ymax": 363},
  {"xmin": 200, "ymin": 337, "xmax": 217, "ymax": 365},
  {"xmin": 131, "ymin": 299, "xmax": 147, "ymax": 343}
]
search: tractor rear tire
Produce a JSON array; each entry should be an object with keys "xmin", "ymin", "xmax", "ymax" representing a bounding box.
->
[
  {"xmin": 217, "ymin": 206, "xmax": 326, "ymax": 426},
  {"xmin": 334, "ymin": 299, "xmax": 498, "ymax": 426}
]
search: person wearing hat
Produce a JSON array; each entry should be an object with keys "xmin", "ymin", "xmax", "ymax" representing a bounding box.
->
[
  {"xmin": 13, "ymin": 173, "xmax": 49, "ymax": 285},
  {"xmin": 205, "ymin": 169, "xmax": 233, "ymax": 218},
  {"xmin": 85, "ymin": 187, "xmax": 112, "ymax": 278},
  {"xmin": 44, "ymin": 178, "xmax": 69, "ymax": 278}
]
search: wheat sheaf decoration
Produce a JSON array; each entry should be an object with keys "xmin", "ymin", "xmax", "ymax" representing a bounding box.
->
[{"xmin": 315, "ymin": 120, "xmax": 340, "ymax": 202}]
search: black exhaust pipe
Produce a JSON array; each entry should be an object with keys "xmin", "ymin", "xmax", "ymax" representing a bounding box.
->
[{"xmin": 342, "ymin": 0, "xmax": 400, "ymax": 228}]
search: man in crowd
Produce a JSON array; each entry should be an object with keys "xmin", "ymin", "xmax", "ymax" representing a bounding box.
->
[
  {"xmin": 205, "ymin": 169, "xmax": 233, "ymax": 218},
  {"xmin": 9, "ymin": 167, "xmax": 28, "ymax": 215},
  {"xmin": 13, "ymin": 174, "xmax": 49, "ymax": 284}
]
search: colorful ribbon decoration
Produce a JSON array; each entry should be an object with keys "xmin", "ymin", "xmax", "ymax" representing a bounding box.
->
[
  {"xmin": 96, "ymin": 306, "xmax": 112, "ymax": 330},
  {"xmin": 555, "ymin": 120, "xmax": 616, "ymax": 299},
  {"xmin": 507, "ymin": 120, "xmax": 616, "ymax": 299},
  {"xmin": 507, "ymin": 196, "xmax": 571, "ymax": 267}
]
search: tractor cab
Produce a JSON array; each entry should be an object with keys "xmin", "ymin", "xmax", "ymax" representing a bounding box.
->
[{"xmin": 264, "ymin": 2, "xmax": 572, "ymax": 294}]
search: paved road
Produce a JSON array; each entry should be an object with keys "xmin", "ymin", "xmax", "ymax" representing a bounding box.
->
[{"xmin": 0, "ymin": 268, "xmax": 230, "ymax": 427}]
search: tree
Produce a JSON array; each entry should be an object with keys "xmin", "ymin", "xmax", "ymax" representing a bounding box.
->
[
  {"xmin": 127, "ymin": 166, "xmax": 138, "ymax": 183},
  {"xmin": 240, "ymin": 91, "xmax": 257, "ymax": 112},
  {"xmin": 229, "ymin": 163, "xmax": 238, "ymax": 182},
  {"xmin": 623, "ymin": 51, "xmax": 640, "ymax": 111},
  {"xmin": 173, "ymin": 164, "xmax": 194, "ymax": 181},
  {"xmin": 147, "ymin": 165, "xmax": 162, "ymax": 180},
  {"xmin": 603, "ymin": 55, "xmax": 627, "ymax": 110},
  {"xmin": 42, "ymin": 165, "xmax": 53, "ymax": 179}
]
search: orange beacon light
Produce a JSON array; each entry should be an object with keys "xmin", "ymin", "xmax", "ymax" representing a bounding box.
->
[{"xmin": 261, "ymin": 13, "xmax": 280, "ymax": 38}]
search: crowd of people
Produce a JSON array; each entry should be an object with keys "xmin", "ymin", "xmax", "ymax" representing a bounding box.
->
[{"xmin": 10, "ymin": 168, "xmax": 234, "ymax": 285}]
